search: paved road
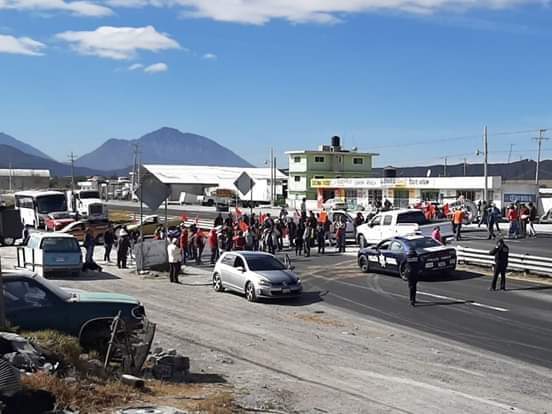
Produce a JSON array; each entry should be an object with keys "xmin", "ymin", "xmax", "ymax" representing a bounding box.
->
[{"xmin": 284, "ymin": 251, "xmax": 552, "ymax": 369}]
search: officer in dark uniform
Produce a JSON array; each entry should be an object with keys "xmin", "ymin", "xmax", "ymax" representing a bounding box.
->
[
  {"xmin": 489, "ymin": 239, "xmax": 509, "ymax": 291},
  {"xmin": 405, "ymin": 263, "xmax": 418, "ymax": 306}
]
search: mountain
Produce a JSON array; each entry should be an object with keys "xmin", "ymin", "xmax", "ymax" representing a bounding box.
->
[
  {"xmin": 0, "ymin": 144, "xmax": 105, "ymax": 177},
  {"xmin": 373, "ymin": 159, "xmax": 552, "ymax": 180},
  {"xmin": 75, "ymin": 127, "xmax": 253, "ymax": 171},
  {"xmin": 0, "ymin": 132, "xmax": 52, "ymax": 160}
]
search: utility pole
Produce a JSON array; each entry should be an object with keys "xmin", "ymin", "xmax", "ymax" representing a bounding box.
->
[
  {"xmin": 68, "ymin": 152, "xmax": 77, "ymax": 210},
  {"xmin": 131, "ymin": 143, "xmax": 140, "ymax": 196},
  {"xmin": 483, "ymin": 126, "xmax": 488, "ymax": 203},
  {"xmin": 8, "ymin": 162, "xmax": 12, "ymax": 192},
  {"xmin": 443, "ymin": 157, "xmax": 447, "ymax": 177},
  {"xmin": 270, "ymin": 147, "xmax": 274, "ymax": 205},
  {"xmin": 273, "ymin": 155, "xmax": 277, "ymax": 205},
  {"xmin": 507, "ymin": 144, "xmax": 515, "ymax": 164},
  {"xmin": 533, "ymin": 129, "xmax": 549, "ymax": 206},
  {"xmin": 463, "ymin": 158, "xmax": 467, "ymax": 177}
]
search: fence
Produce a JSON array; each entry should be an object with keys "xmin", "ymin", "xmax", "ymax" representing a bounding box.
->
[{"xmin": 456, "ymin": 245, "xmax": 552, "ymax": 276}]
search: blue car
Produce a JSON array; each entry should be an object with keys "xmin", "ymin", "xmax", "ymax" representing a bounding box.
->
[{"xmin": 357, "ymin": 235, "xmax": 456, "ymax": 280}]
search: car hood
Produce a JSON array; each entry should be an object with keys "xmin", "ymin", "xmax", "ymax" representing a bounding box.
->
[
  {"xmin": 254, "ymin": 270, "xmax": 299, "ymax": 284},
  {"xmin": 69, "ymin": 291, "xmax": 140, "ymax": 305}
]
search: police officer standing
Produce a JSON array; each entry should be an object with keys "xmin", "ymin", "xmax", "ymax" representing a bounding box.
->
[
  {"xmin": 489, "ymin": 239, "xmax": 509, "ymax": 291},
  {"xmin": 405, "ymin": 263, "xmax": 418, "ymax": 306}
]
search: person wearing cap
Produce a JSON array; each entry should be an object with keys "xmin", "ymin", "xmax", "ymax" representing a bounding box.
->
[
  {"xmin": 117, "ymin": 229, "xmax": 130, "ymax": 269},
  {"xmin": 489, "ymin": 239, "xmax": 509, "ymax": 291}
]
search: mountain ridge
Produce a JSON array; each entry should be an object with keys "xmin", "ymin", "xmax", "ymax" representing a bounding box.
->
[
  {"xmin": 75, "ymin": 127, "xmax": 252, "ymax": 171},
  {"xmin": 0, "ymin": 132, "xmax": 53, "ymax": 160}
]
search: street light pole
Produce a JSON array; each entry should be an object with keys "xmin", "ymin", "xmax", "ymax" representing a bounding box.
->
[{"xmin": 483, "ymin": 126, "xmax": 488, "ymax": 203}]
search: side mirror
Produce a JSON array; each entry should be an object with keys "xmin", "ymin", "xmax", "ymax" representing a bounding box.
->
[{"xmin": 236, "ymin": 266, "xmax": 245, "ymax": 273}]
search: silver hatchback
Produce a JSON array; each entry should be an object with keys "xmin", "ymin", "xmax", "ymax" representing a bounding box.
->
[{"xmin": 212, "ymin": 252, "xmax": 303, "ymax": 302}]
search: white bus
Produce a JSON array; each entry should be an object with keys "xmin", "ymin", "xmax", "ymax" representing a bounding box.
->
[{"xmin": 14, "ymin": 190, "xmax": 68, "ymax": 229}]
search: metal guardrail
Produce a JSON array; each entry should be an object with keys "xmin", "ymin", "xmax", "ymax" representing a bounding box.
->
[{"xmin": 456, "ymin": 245, "xmax": 552, "ymax": 276}]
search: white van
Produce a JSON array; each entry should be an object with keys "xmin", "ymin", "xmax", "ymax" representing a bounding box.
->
[{"xmin": 17, "ymin": 233, "xmax": 82, "ymax": 278}]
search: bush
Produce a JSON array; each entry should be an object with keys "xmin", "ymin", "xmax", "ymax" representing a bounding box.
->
[{"xmin": 23, "ymin": 330, "xmax": 82, "ymax": 368}]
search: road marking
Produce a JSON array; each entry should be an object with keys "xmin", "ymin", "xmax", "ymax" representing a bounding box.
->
[{"xmin": 418, "ymin": 291, "xmax": 509, "ymax": 312}]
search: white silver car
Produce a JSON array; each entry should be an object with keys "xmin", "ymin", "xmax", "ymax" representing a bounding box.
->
[{"xmin": 212, "ymin": 252, "xmax": 303, "ymax": 302}]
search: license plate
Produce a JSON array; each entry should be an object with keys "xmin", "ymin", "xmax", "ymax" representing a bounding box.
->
[
  {"xmin": 282, "ymin": 288, "xmax": 290, "ymax": 294},
  {"xmin": 438, "ymin": 262, "xmax": 446, "ymax": 267}
]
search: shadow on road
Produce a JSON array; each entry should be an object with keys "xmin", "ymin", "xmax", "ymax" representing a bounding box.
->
[
  {"xmin": 505, "ymin": 285, "xmax": 552, "ymax": 292},
  {"xmin": 48, "ymin": 271, "xmax": 121, "ymax": 281},
  {"xmin": 260, "ymin": 290, "xmax": 325, "ymax": 307},
  {"xmin": 415, "ymin": 300, "xmax": 467, "ymax": 307},
  {"xmin": 419, "ymin": 270, "xmax": 482, "ymax": 283},
  {"xmin": 186, "ymin": 373, "xmax": 227, "ymax": 384}
]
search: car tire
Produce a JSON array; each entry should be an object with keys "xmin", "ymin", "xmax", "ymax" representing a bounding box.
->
[
  {"xmin": 359, "ymin": 256, "xmax": 370, "ymax": 273},
  {"xmin": 399, "ymin": 263, "xmax": 410, "ymax": 281},
  {"xmin": 213, "ymin": 273, "xmax": 224, "ymax": 292},
  {"xmin": 245, "ymin": 282, "xmax": 257, "ymax": 302},
  {"xmin": 358, "ymin": 235, "xmax": 367, "ymax": 248}
]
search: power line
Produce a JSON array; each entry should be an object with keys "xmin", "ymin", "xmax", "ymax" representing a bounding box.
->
[{"xmin": 533, "ymin": 129, "xmax": 549, "ymax": 189}]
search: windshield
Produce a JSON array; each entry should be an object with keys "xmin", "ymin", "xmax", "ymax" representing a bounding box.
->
[
  {"xmin": 41, "ymin": 237, "xmax": 80, "ymax": 252},
  {"xmin": 247, "ymin": 256, "xmax": 286, "ymax": 271},
  {"xmin": 34, "ymin": 276, "xmax": 73, "ymax": 301},
  {"xmin": 79, "ymin": 191, "xmax": 100, "ymax": 199},
  {"xmin": 408, "ymin": 238, "xmax": 441, "ymax": 249},
  {"xmin": 36, "ymin": 195, "xmax": 67, "ymax": 214},
  {"xmin": 396, "ymin": 212, "xmax": 428, "ymax": 225}
]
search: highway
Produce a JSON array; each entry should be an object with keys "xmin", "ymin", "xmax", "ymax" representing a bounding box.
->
[
  {"xmin": 289, "ymin": 252, "xmax": 552, "ymax": 369},
  {"xmin": 108, "ymin": 201, "xmax": 552, "ymax": 368}
]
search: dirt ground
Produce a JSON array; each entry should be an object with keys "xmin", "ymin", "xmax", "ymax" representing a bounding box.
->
[{"xmin": 2, "ymin": 247, "xmax": 551, "ymax": 414}]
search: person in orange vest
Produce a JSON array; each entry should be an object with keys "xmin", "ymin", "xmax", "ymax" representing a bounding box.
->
[{"xmin": 453, "ymin": 208, "xmax": 465, "ymax": 241}]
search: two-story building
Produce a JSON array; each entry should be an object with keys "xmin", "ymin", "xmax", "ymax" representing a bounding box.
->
[{"xmin": 286, "ymin": 136, "xmax": 378, "ymax": 209}]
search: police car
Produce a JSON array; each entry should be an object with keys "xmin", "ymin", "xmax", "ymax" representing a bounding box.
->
[{"xmin": 357, "ymin": 235, "xmax": 456, "ymax": 280}]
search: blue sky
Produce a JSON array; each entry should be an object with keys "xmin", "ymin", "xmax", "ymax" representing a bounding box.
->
[{"xmin": 1, "ymin": 1, "xmax": 552, "ymax": 168}]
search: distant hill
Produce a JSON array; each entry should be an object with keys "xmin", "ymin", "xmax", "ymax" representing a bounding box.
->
[
  {"xmin": 0, "ymin": 144, "xmax": 105, "ymax": 177},
  {"xmin": 75, "ymin": 127, "xmax": 252, "ymax": 171},
  {"xmin": 373, "ymin": 159, "xmax": 552, "ymax": 180},
  {"xmin": 0, "ymin": 132, "xmax": 52, "ymax": 160}
]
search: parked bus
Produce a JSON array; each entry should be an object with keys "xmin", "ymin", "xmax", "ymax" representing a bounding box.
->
[{"xmin": 14, "ymin": 190, "xmax": 68, "ymax": 229}]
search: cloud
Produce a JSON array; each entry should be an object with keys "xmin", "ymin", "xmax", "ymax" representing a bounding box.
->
[
  {"xmin": 55, "ymin": 26, "xmax": 181, "ymax": 60},
  {"xmin": 0, "ymin": 34, "xmax": 46, "ymax": 55},
  {"xmin": 202, "ymin": 52, "xmax": 216, "ymax": 60},
  {"xmin": 0, "ymin": 0, "xmax": 113, "ymax": 17},
  {"xmin": 128, "ymin": 63, "xmax": 144, "ymax": 70},
  {"xmin": 144, "ymin": 62, "xmax": 168, "ymax": 73},
  {"xmin": 97, "ymin": 0, "xmax": 546, "ymax": 25}
]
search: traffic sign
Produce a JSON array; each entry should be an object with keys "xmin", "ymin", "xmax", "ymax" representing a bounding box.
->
[
  {"xmin": 135, "ymin": 174, "xmax": 171, "ymax": 212},
  {"xmin": 234, "ymin": 171, "xmax": 255, "ymax": 196}
]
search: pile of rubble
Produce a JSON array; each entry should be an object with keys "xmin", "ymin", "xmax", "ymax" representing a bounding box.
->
[{"xmin": 143, "ymin": 346, "xmax": 190, "ymax": 382}]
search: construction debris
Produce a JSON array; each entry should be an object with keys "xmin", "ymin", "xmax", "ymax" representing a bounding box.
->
[{"xmin": 144, "ymin": 347, "xmax": 190, "ymax": 382}]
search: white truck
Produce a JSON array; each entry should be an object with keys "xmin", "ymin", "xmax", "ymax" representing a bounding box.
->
[
  {"xmin": 67, "ymin": 190, "xmax": 107, "ymax": 220},
  {"xmin": 356, "ymin": 209, "xmax": 454, "ymax": 247}
]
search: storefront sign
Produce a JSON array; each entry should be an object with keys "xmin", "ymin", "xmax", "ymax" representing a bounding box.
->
[{"xmin": 503, "ymin": 193, "xmax": 536, "ymax": 203}]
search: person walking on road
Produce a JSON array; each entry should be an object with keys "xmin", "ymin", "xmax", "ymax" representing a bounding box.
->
[
  {"xmin": 316, "ymin": 222, "xmax": 326, "ymax": 254},
  {"xmin": 489, "ymin": 239, "xmax": 509, "ymax": 291},
  {"xmin": 507, "ymin": 204, "xmax": 520, "ymax": 239},
  {"xmin": 453, "ymin": 208, "xmax": 464, "ymax": 241},
  {"xmin": 405, "ymin": 263, "xmax": 418, "ymax": 306},
  {"xmin": 478, "ymin": 201, "xmax": 488, "ymax": 228},
  {"xmin": 167, "ymin": 238, "xmax": 181, "ymax": 283},
  {"xmin": 486, "ymin": 204, "xmax": 498, "ymax": 240},
  {"xmin": 103, "ymin": 225, "xmax": 115, "ymax": 263},
  {"xmin": 335, "ymin": 215, "xmax": 346, "ymax": 253},
  {"xmin": 117, "ymin": 230, "xmax": 130, "ymax": 269},
  {"xmin": 83, "ymin": 228, "xmax": 102, "ymax": 272},
  {"xmin": 179, "ymin": 224, "xmax": 188, "ymax": 265},
  {"xmin": 208, "ymin": 228, "xmax": 219, "ymax": 264}
]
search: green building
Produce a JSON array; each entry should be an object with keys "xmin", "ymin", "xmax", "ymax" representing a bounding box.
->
[{"xmin": 286, "ymin": 136, "xmax": 378, "ymax": 208}]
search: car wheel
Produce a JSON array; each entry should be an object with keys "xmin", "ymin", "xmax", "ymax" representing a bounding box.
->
[
  {"xmin": 245, "ymin": 282, "xmax": 257, "ymax": 302},
  {"xmin": 358, "ymin": 235, "xmax": 366, "ymax": 248},
  {"xmin": 213, "ymin": 273, "xmax": 224, "ymax": 292},
  {"xmin": 359, "ymin": 256, "xmax": 370, "ymax": 273},
  {"xmin": 399, "ymin": 263, "xmax": 410, "ymax": 281}
]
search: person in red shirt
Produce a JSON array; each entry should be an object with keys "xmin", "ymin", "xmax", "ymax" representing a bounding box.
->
[
  {"xmin": 233, "ymin": 231, "xmax": 246, "ymax": 251},
  {"xmin": 507, "ymin": 205, "xmax": 520, "ymax": 239},
  {"xmin": 208, "ymin": 228, "xmax": 219, "ymax": 264},
  {"xmin": 179, "ymin": 225, "xmax": 188, "ymax": 264}
]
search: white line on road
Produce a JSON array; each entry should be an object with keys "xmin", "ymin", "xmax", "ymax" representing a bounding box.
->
[{"xmin": 418, "ymin": 291, "xmax": 509, "ymax": 312}]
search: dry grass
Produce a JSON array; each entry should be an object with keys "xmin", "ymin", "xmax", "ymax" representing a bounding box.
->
[
  {"xmin": 109, "ymin": 210, "xmax": 137, "ymax": 224},
  {"xmin": 294, "ymin": 313, "xmax": 345, "ymax": 328},
  {"xmin": 24, "ymin": 330, "xmax": 83, "ymax": 368},
  {"xmin": 23, "ymin": 374, "xmax": 238, "ymax": 413}
]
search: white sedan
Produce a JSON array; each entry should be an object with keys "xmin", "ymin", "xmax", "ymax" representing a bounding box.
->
[{"xmin": 212, "ymin": 252, "xmax": 303, "ymax": 302}]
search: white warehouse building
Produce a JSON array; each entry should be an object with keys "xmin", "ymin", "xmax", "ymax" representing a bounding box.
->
[{"xmin": 141, "ymin": 164, "xmax": 287, "ymax": 203}]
